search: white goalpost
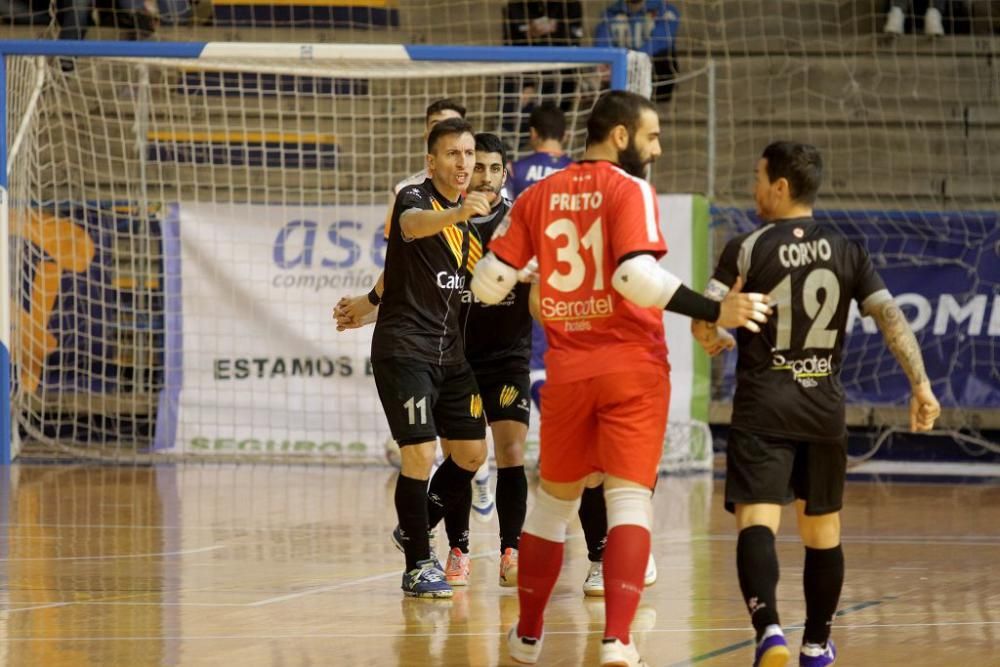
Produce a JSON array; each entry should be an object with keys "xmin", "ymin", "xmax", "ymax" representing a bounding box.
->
[{"xmin": 0, "ymin": 40, "xmax": 711, "ymax": 471}]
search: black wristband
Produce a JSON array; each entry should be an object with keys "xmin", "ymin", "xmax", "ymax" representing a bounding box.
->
[
  {"xmin": 367, "ymin": 288, "xmax": 381, "ymax": 306},
  {"xmin": 664, "ymin": 284, "xmax": 721, "ymax": 322}
]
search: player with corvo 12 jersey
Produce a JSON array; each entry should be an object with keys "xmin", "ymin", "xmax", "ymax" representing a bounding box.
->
[
  {"xmin": 472, "ymin": 90, "xmax": 771, "ymax": 667},
  {"xmin": 692, "ymin": 141, "xmax": 940, "ymax": 667}
]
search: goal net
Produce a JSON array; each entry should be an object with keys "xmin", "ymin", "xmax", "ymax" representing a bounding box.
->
[
  {"xmin": 2, "ymin": 41, "xmax": 712, "ymax": 471},
  {"xmin": 289, "ymin": 0, "xmax": 994, "ymax": 460}
]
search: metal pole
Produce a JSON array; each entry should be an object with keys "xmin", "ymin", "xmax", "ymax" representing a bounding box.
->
[{"xmin": 706, "ymin": 58, "xmax": 717, "ymax": 202}]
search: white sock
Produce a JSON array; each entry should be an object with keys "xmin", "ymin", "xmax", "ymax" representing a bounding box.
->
[
  {"xmin": 762, "ymin": 624, "xmax": 784, "ymax": 640},
  {"xmin": 801, "ymin": 642, "xmax": 827, "ymax": 657}
]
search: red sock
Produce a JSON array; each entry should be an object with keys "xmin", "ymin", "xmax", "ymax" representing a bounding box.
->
[
  {"xmin": 602, "ymin": 524, "xmax": 651, "ymax": 643},
  {"xmin": 516, "ymin": 532, "xmax": 565, "ymax": 639}
]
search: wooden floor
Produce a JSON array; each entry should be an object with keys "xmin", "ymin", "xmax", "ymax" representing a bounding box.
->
[{"xmin": 0, "ymin": 464, "xmax": 997, "ymax": 666}]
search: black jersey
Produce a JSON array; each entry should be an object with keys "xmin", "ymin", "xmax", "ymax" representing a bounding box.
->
[
  {"xmin": 712, "ymin": 217, "xmax": 891, "ymax": 443},
  {"xmin": 461, "ymin": 197, "xmax": 532, "ymax": 369},
  {"xmin": 372, "ymin": 179, "xmax": 471, "ymax": 366}
]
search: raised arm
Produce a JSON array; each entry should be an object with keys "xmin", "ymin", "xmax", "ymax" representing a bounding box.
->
[{"xmin": 400, "ymin": 191, "xmax": 490, "ymax": 240}]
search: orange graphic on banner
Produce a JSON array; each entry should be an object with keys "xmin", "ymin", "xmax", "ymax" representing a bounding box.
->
[{"xmin": 13, "ymin": 211, "xmax": 95, "ymax": 393}]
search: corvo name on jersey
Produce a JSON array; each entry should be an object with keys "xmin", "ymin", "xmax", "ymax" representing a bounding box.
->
[
  {"xmin": 549, "ymin": 191, "xmax": 604, "ymax": 211},
  {"xmin": 436, "ymin": 271, "xmax": 465, "ymax": 289},
  {"xmin": 778, "ymin": 239, "xmax": 832, "ymax": 268}
]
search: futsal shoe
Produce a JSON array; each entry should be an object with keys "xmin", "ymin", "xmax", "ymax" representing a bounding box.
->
[
  {"xmin": 799, "ymin": 640, "xmax": 836, "ymax": 666},
  {"xmin": 391, "ymin": 526, "xmax": 437, "ymax": 557},
  {"xmin": 499, "ymin": 547, "xmax": 519, "ymax": 587},
  {"xmin": 754, "ymin": 629, "xmax": 791, "ymax": 667},
  {"xmin": 644, "ymin": 553, "xmax": 657, "ymax": 586},
  {"xmin": 471, "ymin": 465, "xmax": 495, "ymax": 522},
  {"xmin": 507, "ymin": 624, "xmax": 543, "ymax": 664},
  {"xmin": 401, "ymin": 559, "xmax": 453, "ymax": 599},
  {"xmin": 600, "ymin": 636, "xmax": 648, "ymax": 667},
  {"xmin": 444, "ymin": 547, "xmax": 471, "ymax": 586},
  {"xmin": 583, "ymin": 560, "xmax": 605, "ymax": 597}
]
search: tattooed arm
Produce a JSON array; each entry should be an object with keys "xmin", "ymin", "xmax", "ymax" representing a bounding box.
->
[{"xmin": 867, "ymin": 298, "xmax": 941, "ymax": 431}]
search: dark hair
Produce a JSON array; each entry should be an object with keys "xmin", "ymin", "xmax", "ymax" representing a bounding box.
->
[
  {"xmin": 586, "ymin": 90, "xmax": 656, "ymax": 147},
  {"xmin": 761, "ymin": 142, "xmax": 823, "ymax": 204},
  {"xmin": 427, "ymin": 117, "xmax": 474, "ymax": 153},
  {"xmin": 474, "ymin": 132, "xmax": 507, "ymax": 167},
  {"xmin": 425, "ymin": 98, "xmax": 466, "ymax": 121},
  {"xmin": 529, "ymin": 103, "xmax": 566, "ymax": 142}
]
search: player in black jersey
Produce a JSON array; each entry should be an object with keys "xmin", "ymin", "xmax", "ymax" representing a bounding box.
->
[
  {"xmin": 458, "ymin": 133, "xmax": 533, "ymax": 587},
  {"xmin": 366, "ymin": 117, "xmax": 493, "ymax": 599},
  {"xmin": 692, "ymin": 142, "xmax": 941, "ymax": 667},
  {"xmin": 337, "ymin": 134, "xmax": 535, "ymax": 588}
]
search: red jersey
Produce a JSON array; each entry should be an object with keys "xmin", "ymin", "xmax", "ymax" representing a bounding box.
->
[{"xmin": 489, "ymin": 160, "xmax": 669, "ymax": 384}]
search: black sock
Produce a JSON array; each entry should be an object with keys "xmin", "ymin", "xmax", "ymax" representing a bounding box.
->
[
  {"xmin": 395, "ymin": 474, "xmax": 430, "ymax": 571},
  {"xmin": 427, "ymin": 456, "xmax": 476, "ymax": 551},
  {"xmin": 496, "ymin": 465, "xmax": 527, "ymax": 552},
  {"xmin": 736, "ymin": 525, "xmax": 781, "ymax": 641},
  {"xmin": 579, "ymin": 484, "xmax": 608, "ymax": 562},
  {"xmin": 443, "ymin": 480, "xmax": 471, "ymax": 552},
  {"xmin": 803, "ymin": 545, "xmax": 844, "ymax": 646}
]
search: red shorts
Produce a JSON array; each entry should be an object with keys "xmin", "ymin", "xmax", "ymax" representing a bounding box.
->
[{"xmin": 539, "ymin": 370, "xmax": 670, "ymax": 488}]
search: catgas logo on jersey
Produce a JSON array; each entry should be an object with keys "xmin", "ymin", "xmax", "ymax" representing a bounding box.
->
[
  {"xmin": 778, "ymin": 238, "xmax": 831, "ymax": 268},
  {"xmin": 461, "ymin": 287, "xmax": 515, "ymax": 306},
  {"xmin": 771, "ymin": 352, "xmax": 834, "ymax": 388},
  {"xmin": 437, "ymin": 271, "xmax": 466, "ymax": 290}
]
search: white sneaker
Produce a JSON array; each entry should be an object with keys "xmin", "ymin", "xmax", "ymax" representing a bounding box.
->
[
  {"xmin": 507, "ymin": 624, "xmax": 543, "ymax": 664},
  {"xmin": 925, "ymin": 6, "xmax": 944, "ymax": 36},
  {"xmin": 600, "ymin": 636, "xmax": 648, "ymax": 666},
  {"xmin": 471, "ymin": 462, "xmax": 495, "ymax": 523},
  {"xmin": 884, "ymin": 5, "xmax": 904, "ymax": 34},
  {"xmin": 644, "ymin": 553, "xmax": 657, "ymax": 587},
  {"xmin": 583, "ymin": 560, "xmax": 605, "ymax": 597}
]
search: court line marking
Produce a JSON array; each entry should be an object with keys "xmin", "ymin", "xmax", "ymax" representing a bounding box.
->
[
  {"xmin": 1, "ymin": 601, "xmax": 74, "ymax": 613},
  {"xmin": 665, "ymin": 598, "xmax": 888, "ymax": 666},
  {"xmin": 3, "ymin": 620, "xmax": 1000, "ymax": 642},
  {"xmin": 0, "ymin": 544, "xmax": 224, "ymax": 562},
  {"xmin": 249, "ymin": 546, "xmax": 505, "ymax": 607}
]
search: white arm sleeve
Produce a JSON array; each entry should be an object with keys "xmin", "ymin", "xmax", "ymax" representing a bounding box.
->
[
  {"xmin": 611, "ymin": 254, "xmax": 683, "ymax": 309},
  {"xmin": 471, "ymin": 252, "xmax": 519, "ymax": 305}
]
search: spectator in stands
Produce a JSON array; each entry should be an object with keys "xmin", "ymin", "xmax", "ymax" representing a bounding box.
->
[
  {"xmin": 502, "ymin": 1, "xmax": 584, "ymax": 146},
  {"xmin": 884, "ymin": 0, "xmax": 945, "ymax": 36},
  {"xmin": 503, "ymin": 0, "xmax": 584, "ymax": 46},
  {"xmin": 593, "ymin": 0, "xmax": 681, "ymax": 103}
]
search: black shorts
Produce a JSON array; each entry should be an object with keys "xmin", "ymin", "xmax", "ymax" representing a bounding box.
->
[
  {"xmin": 473, "ymin": 362, "xmax": 531, "ymax": 426},
  {"xmin": 724, "ymin": 428, "xmax": 847, "ymax": 516},
  {"xmin": 372, "ymin": 357, "xmax": 487, "ymax": 446}
]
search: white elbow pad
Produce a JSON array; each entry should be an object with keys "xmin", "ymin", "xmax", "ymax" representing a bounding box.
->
[
  {"xmin": 611, "ymin": 254, "xmax": 682, "ymax": 309},
  {"xmin": 472, "ymin": 252, "xmax": 518, "ymax": 305}
]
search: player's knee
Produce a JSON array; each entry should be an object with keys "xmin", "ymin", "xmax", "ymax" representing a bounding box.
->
[
  {"xmin": 584, "ymin": 472, "xmax": 604, "ymax": 488},
  {"xmin": 523, "ymin": 487, "xmax": 581, "ymax": 543},
  {"xmin": 449, "ymin": 439, "xmax": 487, "ymax": 471},
  {"xmin": 398, "ymin": 441, "xmax": 436, "ymax": 477},
  {"xmin": 799, "ymin": 512, "xmax": 841, "ymax": 549},
  {"xmin": 735, "ymin": 503, "xmax": 781, "ymax": 533},
  {"xmin": 494, "ymin": 440, "xmax": 524, "ymax": 467},
  {"xmin": 605, "ymin": 486, "xmax": 653, "ymax": 530}
]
